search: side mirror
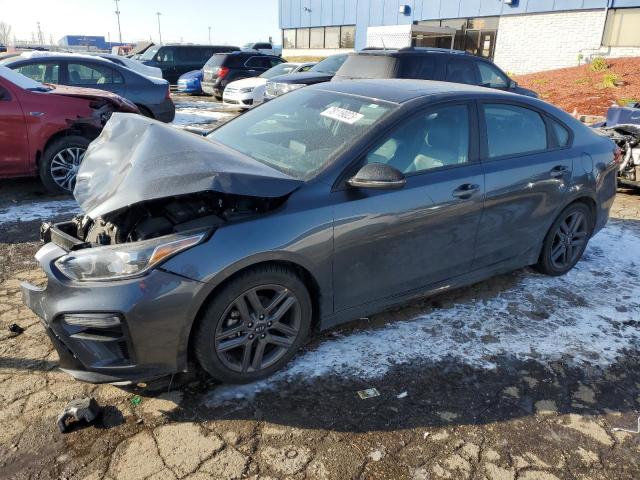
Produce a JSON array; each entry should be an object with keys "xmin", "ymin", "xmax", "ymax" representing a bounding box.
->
[
  {"xmin": 347, "ymin": 163, "xmax": 406, "ymax": 190},
  {"xmin": 509, "ymin": 79, "xmax": 518, "ymax": 89}
]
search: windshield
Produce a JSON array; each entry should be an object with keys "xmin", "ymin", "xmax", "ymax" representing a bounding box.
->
[
  {"xmin": 140, "ymin": 46, "xmax": 160, "ymax": 61},
  {"xmin": 260, "ymin": 63, "xmax": 297, "ymax": 79},
  {"xmin": 309, "ymin": 54, "xmax": 347, "ymax": 74},
  {"xmin": 208, "ymin": 88, "xmax": 397, "ymax": 180},
  {"xmin": 0, "ymin": 65, "xmax": 51, "ymax": 91}
]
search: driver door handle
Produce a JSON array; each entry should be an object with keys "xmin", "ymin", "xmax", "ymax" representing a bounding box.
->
[
  {"xmin": 452, "ymin": 183, "xmax": 480, "ymax": 199},
  {"xmin": 550, "ymin": 165, "xmax": 569, "ymax": 178}
]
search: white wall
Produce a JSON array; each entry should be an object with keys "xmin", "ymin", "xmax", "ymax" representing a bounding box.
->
[
  {"xmin": 494, "ymin": 10, "xmax": 607, "ymax": 74},
  {"xmin": 282, "ymin": 48, "xmax": 353, "ymax": 58}
]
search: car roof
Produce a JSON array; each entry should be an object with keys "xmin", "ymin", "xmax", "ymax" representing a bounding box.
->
[
  {"xmin": 356, "ymin": 47, "xmax": 474, "ymax": 58},
  {"xmin": 311, "ymin": 78, "xmax": 524, "ymax": 104}
]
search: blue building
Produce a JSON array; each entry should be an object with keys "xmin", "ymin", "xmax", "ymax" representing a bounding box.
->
[
  {"xmin": 278, "ymin": 1, "xmax": 640, "ymax": 73},
  {"xmin": 58, "ymin": 35, "xmax": 127, "ymax": 52}
]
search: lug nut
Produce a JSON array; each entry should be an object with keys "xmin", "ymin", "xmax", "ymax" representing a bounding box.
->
[
  {"xmin": 249, "ymin": 334, "xmax": 254, "ymax": 340},
  {"xmin": 259, "ymin": 314, "xmax": 265, "ymax": 320},
  {"xmin": 248, "ymin": 322, "xmax": 253, "ymax": 328},
  {"xmin": 260, "ymin": 334, "xmax": 266, "ymax": 339},
  {"xmin": 267, "ymin": 321, "xmax": 272, "ymax": 326}
]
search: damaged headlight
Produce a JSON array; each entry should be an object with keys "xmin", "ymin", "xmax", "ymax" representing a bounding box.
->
[{"xmin": 54, "ymin": 231, "xmax": 207, "ymax": 281}]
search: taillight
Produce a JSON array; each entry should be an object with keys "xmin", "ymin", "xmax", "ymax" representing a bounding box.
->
[
  {"xmin": 614, "ymin": 146, "xmax": 623, "ymax": 164},
  {"xmin": 217, "ymin": 66, "xmax": 229, "ymax": 79},
  {"xmin": 165, "ymin": 85, "xmax": 171, "ymax": 100}
]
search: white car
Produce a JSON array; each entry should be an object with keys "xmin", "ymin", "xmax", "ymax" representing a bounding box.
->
[{"xmin": 223, "ymin": 62, "xmax": 315, "ymax": 109}]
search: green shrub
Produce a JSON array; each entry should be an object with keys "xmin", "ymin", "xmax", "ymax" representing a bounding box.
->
[
  {"xmin": 590, "ymin": 56, "xmax": 609, "ymax": 72},
  {"xmin": 601, "ymin": 72, "xmax": 620, "ymax": 88},
  {"xmin": 574, "ymin": 78, "xmax": 589, "ymax": 85},
  {"xmin": 616, "ymin": 97, "xmax": 639, "ymax": 106}
]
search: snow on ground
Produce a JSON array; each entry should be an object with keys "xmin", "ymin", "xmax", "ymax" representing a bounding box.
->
[
  {"xmin": 207, "ymin": 221, "xmax": 640, "ymax": 406},
  {"xmin": 171, "ymin": 108, "xmax": 234, "ymax": 127},
  {"xmin": 0, "ymin": 199, "xmax": 79, "ymax": 224}
]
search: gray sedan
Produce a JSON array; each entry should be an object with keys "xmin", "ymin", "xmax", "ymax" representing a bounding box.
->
[
  {"xmin": 2, "ymin": 54, "xmax": 175, "ymax": 122},
  {"xmin": 22, "ymin": 80, "xmax": 619, "ymax": 384}
]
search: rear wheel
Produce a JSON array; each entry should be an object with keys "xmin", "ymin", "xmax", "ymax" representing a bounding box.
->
[
  {"xmin": 39, "ymin": 135, "xmax": 90, "ymax": 194},
  {"xmin": 194, "ymin": 265, "xmax": 312, "ymax": 383},
  {"xmin": 536, "ymin": 202, "xmax": 593, "ymax": 276}
]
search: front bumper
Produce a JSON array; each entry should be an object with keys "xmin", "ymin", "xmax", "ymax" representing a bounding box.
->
[
  {"xmin": 21, "ymin": 242, "xmax": 204, "ymax": 383},
  {"xmin": 148, "ymin": 98, "xmax": 176, "ymax": 123},
  {"xmin": 222, "ymin": 91, "xmax": 254, "ymax": 108},
  {"xmin": 177, "ymin": 81, "xmax": 201, "ymax": 94}
]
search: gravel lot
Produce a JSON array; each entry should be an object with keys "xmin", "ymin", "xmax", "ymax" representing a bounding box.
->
[{"xmin": 1, "ymin": 97, "xmax": 639, "ymax": 480}]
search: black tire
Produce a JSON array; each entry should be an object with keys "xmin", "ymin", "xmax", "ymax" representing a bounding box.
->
[
  {"xmin": 536, "ymin": 202, "xmax": 593, "ymax": 276},
  {"xmin": 214, "ymin": 94, "xmax": 223, "ymax": 101},
  {"xmin": 194, "ymin": 265, "xmax": 312, "ymax": 383},
  {"xmin": 136, "ymin": 105, "xmax": 155, "ymax": 119},
  {"xmin": 39, "ymin": 135, "xmax": 91, "ymax": 194}
]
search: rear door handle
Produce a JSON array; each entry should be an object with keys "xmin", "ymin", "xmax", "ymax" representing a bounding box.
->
[
  {"xmin": 550, "ymin": 165, "xmax": 569, "ymax": 178},
  {"xmin": 452, "ymin": 183, "xmax": 480, "ymax": 199}
]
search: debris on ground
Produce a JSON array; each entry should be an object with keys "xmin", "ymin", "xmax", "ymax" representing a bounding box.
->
[
  {"xmin": 357, "ymin": 388, "xmax": 380, "ymax": 399},
  {"xmin": 56, "ymin": 398, "xmax": 102, "ymax": 433},
  {"xmin": 612, "ymin": 416, "xmax": 640, "ymax": 434},
  {"xmin": 397, "ymin": 391, "xmax": 408, "ymax": 399},
  {"xmin": 130, "ymin": 395, "xmax": 143, "ymax": 406},
  {"xmin": 7, "ymin": 323, "xmax": 24, "ymax": 337}
]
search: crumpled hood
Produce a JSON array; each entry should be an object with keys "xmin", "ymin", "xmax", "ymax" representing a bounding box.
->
[
  {"xmin": 49, "ymin": 85, "xmax": 138, "ymax": 112},
  {"xmin": 74, "ymin": 113, "xmax": 303, "ymax": 219}
]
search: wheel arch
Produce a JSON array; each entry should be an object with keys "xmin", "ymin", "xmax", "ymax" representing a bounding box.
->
[
  {"xmin": 180, "ymin": 258, "xmax": 324, "ymax": 370},
  {"xmin": 37, "ymin": 126, "xmax": 100, "ymax": 170}
]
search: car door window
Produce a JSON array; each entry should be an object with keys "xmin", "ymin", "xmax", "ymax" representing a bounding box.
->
[
  {"xmin": 68, "ymin": 62, "xmax": 123, "ymax": 85},
  {"xmin": 366, "ymin": 104, "xmax": 470, "ymax": 174},
  {"xmin": 483, "ymin": 104, "xmax": 548, "ymax": 158},
  {"xmin": 477, "ymin": 62, "xmax": 508, "ymax": 88},
  {"xmin": 399, "ymin": 56, "xmax": 437, "ymax": 80},
  {"xmin": 15, "ymin": 62, "xmax": 59, "ymax": 83},
  {"xmin": 156, "ymin": 47, "xmax": 174, "ymax": 63},
  {"xmin": 269, "ymin": 57, "xmax": 285, "ymax": 67},
  {"xmin": 549, "ymin": 118, "xmax": 570, "ymax": 147},
  {"xmin": 445, "ymin": 59, "xmax": 477, "ymax": 85},
  {"xmin": 246, "ymin": 56, "xmax": 271, "ymax": 69}
]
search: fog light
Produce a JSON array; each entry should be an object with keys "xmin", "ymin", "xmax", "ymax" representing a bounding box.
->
[{"xmin": 63, "ymin": 313, "xmax": 122, "ymax": 329}]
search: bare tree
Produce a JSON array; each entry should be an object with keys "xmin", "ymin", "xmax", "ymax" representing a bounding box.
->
[{"xmin": 0, "ymin": 22, "xmax": 12, "ymax": 45}]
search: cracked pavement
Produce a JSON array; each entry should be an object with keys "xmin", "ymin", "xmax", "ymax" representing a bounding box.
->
[{"xmin": 1, "ymin": 174, "xmax": 639, "ymax": 478}]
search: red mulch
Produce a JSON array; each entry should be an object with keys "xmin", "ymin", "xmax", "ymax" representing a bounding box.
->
[{"xmin": 515, "ymin": 57, "xmax": 640, "ymax": 116}]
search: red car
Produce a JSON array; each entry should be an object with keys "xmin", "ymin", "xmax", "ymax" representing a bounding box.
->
[{"xmin": 0, "ymin": 65, "xmax": 139, "ymax": 193}]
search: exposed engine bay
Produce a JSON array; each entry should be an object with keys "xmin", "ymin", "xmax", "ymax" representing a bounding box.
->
[
  {"xmin": 597, "ymin": 124, "xmax": 640, "ymax": 187},
  {"xmin": 47, "ymin": 191, "xmax": 285, "ymax": 248}
]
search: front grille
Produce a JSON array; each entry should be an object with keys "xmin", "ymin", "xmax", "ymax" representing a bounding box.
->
[{"xmin": 225, "ymin": 87, "xmax": 238, "ymax": 94}]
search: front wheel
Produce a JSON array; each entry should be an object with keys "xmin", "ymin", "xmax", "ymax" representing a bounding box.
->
[
  {"xmin": 536, "ymin": 202, "xmax": 593, "ymax": 276},
  {"xmin": 40, "ymin": 136, "xmax": 90, "ymax": 194},
  {"xmin": 194, "ymin": 265, "xmax": 312, "ymax": 383}
]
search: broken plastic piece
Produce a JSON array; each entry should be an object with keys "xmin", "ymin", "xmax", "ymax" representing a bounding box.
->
[
  {"xmin": 357, "ymin": 388, "xmax": 380, "ymax": 400},
  {"xmin": 130, "ymin": 395, "xmax": 143, "ymax": 406},
  {"xmin": 57, "ymin": 398, "xmax": 101, "ymax": 433},
  {"xmin": 612, "ymin": 416, "xmax": 640, "ymax": 434},
  {"xmin": 7, "ymin": 323, "xmax": 25, "ymax": 337},
  {"xmin": 397, "ymin": 391, "xmax": 408, "ymax": 399}
]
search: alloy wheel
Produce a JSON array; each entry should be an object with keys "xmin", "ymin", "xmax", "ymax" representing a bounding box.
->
[
  {"xmin": 214, "ymin": 284, "xmax": 302, "ymax": 373},
  {"xmin": 549, "ymin": 210, "xmax": 589, "ymax": 270},
  {"xmin": 50, "ymin": 147, "xmax": 86, "ymax": 192}
]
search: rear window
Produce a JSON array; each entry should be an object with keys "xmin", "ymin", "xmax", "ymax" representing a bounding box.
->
[{"xmin": 335, "ymin": 55, "xmax": 399, "ymax": 79}]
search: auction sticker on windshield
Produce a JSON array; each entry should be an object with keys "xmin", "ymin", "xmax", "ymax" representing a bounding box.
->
[{"xmin": 321, "ymin": 106, "xmax": 364, "ymax": 125}]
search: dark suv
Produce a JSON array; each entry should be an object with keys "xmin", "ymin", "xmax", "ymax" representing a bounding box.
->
[
  {"xmin": 201, "ymin": 51, "xmax": 285, "ymax": 99},
  {"xmin": 140, "ymin": 45, "xmax": 240, "ymax": 84},
  {"xmin": 333, "ymin": 48, "xmax": 537, "ymax": 97}
]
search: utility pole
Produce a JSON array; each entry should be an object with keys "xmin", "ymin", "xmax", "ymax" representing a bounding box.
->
[
  {"xmin": 114, "ymin": 0, "xmax": 122, "ymax": 43},
  {"xmin": 36, "ymin": 21, "xmax": 44, "ymax": 45},
  {"xmin": 156, "ymin": 12, "xmax": 162, "ymax": 44},
  {"xmin": 208, "ymin": 26, "xmax": 211, "ymax": 44}
]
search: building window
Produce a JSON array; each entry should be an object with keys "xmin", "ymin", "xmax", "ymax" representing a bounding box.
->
[
  {"xmin": 310, "ymin": 27, "xmax": 325, "ymax": 48},
  {"xmin": 340, "ymin": 26, "xmax": 355, "ymax": 48},
  {"xmin": 604, "ymin": 8, "xmax": 640, "ymax": 47},
  {"xmin": 325, "ymin": 26, "xmax": 341, "ymax": 49},
  {"xmin": 415, "ymin": 18, "xmax": 498, "ymax": 59},
  {"xmin": 283, "ymin": 29, "xmax": 296, "ymax": 49},
  {"xmin": 296, "ymin": 28, "xmax": 310, "ymax": 48}
]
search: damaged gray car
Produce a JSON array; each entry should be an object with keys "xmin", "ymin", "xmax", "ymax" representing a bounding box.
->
[{"xmin": 22, "ymin": 80, "xmax": 619, "ymax": 384}]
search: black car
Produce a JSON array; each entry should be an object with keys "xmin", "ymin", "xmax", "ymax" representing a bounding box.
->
[
  {"xmin": 332, "ymin": 47, "xmax": 538, "ymax": 97},
  {"xmin": 201, "ymin": 51, "xmax": 285, "ymax": 100},
  {"xmin": 22, "ymin": 80, "xmax": 618, "ymax": 384},
  {"xmin": 264, "ymin": 53, "xmax": 348, "ymax": 99},
  {"xmin": 140, "ymin": 44, "xmax": 240, "ymax": 84},
  {"xmin": 2, "ymin": 54, "xmax": 175, "ymax": 122},
  {"xmin": 0, "ymin": 44, "xmax": 6, "ymax": 53}
]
